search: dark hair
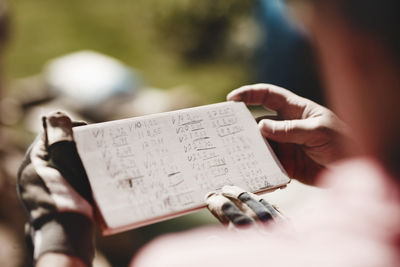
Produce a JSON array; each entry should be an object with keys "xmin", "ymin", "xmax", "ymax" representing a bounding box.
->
[{"xmin": 315, "ymin": 0, "xmax": 400, "ymax": 64}]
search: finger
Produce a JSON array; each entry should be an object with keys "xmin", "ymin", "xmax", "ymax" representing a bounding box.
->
[
  {"xmin": 227, "ymin": 83, "xmax": 305, "ymax": 113},
  {"xmin": 43, "ymin": 111, "xmax": 74, "ymax": 147},
  {"xmin": 205, "ymin": 192, "xmax": 255, "ymax": 227},
  {"xmin": 258, "ymin": 118, "xmax": 318, "ymax": 145},
  {"xmin": 245, "ymin": 191, "xmax": 285, "ymax": 221},
  {"xmin": 27, "ymin": 139, "xmax": 93, "ymax": 218},
  {"xmin": 255, "ymin": 115, "xmax": 278, "ymax": 123},
  {"xmin": 44, "ymin": 112, "xmax": 94, "ymax": 204},
  {"xmin": 258, "ymin": 199, "xmax": 285, "ymax": 221},
  {"xmin": 222, "ymin": 185, "xmax": 275, "ymax": 223},
  {"xmin": 238, "ymin": 193, "xmax": 274, "ymax": 222}
]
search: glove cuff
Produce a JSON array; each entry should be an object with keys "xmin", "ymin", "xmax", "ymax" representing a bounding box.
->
[{"xmin": 32, "ymin": 212, "xmax": 95, "ymax": 266}]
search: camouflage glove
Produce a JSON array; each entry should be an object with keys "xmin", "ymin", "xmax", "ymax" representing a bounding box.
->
[
  {"xmin": 205, "ymin": 185, "xmax": 284, "ymax": 228},
  {"xmin": 17, "ymin": 112, "xmax": 95, "ymax": 266}
]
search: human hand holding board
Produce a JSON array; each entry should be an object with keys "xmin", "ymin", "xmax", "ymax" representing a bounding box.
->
[{"xmin": 73, "ymin": 101, "xmax": 290, "ymax": 235}]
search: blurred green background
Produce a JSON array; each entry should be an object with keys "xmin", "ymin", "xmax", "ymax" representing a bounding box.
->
[{"xmin": 4, "ymin": 0, "xmax": 253, "ymax": 102}]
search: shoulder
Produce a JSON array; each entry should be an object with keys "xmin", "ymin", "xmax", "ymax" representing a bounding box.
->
[{"xmin": 318, "ymin": 157, "xmax": 399, "ymax": 195}]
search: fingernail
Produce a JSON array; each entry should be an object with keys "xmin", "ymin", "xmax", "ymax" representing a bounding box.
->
[
  {"xmin": 45, "ymin": 112, "xmax": 74, "ymax": 146},
  {"xmin": 205, "ymin": 194, "xmax": 227, "ymax": 211},
  {"xmin": 226, "ymin": 90, "xmax": 240, "ymax": 101},
  {"xmin": 222, "ymin": 185, "xmax": 246, "ymax": 198},
  {"xmin": 204, "ymin": 191, "xmax": 218, "ymax": 202},
  {"xmin": 258, "ymin": 120, "xmax": 272, "ymax": 136}
]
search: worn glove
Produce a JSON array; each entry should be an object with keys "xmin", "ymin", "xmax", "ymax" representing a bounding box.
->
[
  {"xmin": 205, "ymin": 185, "xmax": 284, "ymax": 229},
  {"xmin": 17, "ymin": 112, "xmax": 95, "ymax": 265}
]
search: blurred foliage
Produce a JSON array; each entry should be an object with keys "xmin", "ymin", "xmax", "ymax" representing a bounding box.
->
[
  {"xmin": 153, "ymin": 0, "xmax": 255, "ymax": 61},
  {"xmin": 3, "ymin": 0, "xmax": 254, "ymax": 102}
]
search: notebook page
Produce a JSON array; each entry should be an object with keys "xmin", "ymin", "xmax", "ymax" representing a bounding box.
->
[{"xmin": 73, "ymin": 102, "xmax": 289, "ymax": 230}]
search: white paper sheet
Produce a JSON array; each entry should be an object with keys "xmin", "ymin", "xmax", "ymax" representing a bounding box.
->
[{"xmin": 73, "ymin": 102, "xmax": 289, "ymax": 233}]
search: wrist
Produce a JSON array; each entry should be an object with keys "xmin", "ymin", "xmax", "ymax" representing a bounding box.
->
[{"xmin": 31, "ymin": 212, "xmax": 95, "ymax": 266}]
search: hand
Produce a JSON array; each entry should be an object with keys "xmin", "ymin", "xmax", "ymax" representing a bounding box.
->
[
  {"xmin": 17, "ymin": 112, "xmax": 94, "ymax": 266},
  {"xmin": 228, "ymin": 83, "xmax": 350, "ymax": 185},
  {"xmin": 205, "ymin": 185, "xmax": 283, "ymax": 229}
]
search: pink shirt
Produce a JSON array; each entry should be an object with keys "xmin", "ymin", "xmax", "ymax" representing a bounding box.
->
[{"xmin": 133, "ymin": 158, "xmax": 400, "ymax": 267}]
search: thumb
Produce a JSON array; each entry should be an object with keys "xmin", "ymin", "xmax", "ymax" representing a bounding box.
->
[
  {"xmin": 258, "ymin": 118, "xmax": 317, "ymax": 145},
  {"xmin": 45, "ymin": 112, "xmax": 94, "ymax": 204}
]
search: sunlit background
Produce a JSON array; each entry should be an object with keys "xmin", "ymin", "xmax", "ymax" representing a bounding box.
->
[
  {"xmin": 5, "ymin": 0, "xmax": 254, "ymax": 102},
  {"xmin": 0, "ymin": 0, "xmax": 322, "ymax": 266}
]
